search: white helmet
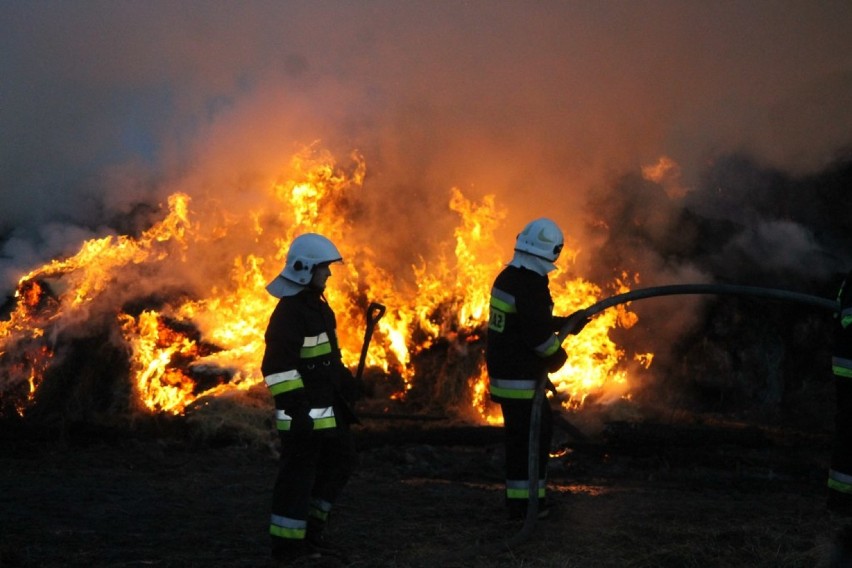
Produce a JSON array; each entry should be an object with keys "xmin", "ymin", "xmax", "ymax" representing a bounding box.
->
[
  {"xmin": 514, "ymin": 218, "xmax": 564, "ymax": 262},
  {"xmin": 266, "ymin": 233, "xmax": 342, "ymax": 297}
]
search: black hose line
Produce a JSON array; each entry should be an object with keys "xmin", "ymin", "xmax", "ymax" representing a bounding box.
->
[
  {"xmin": 441, "ymin": 284, "xmax": 838, "ymax": 563},
  {"xmin": 559, "ymin": 283, "xmax": 839, "ymax": 337}
]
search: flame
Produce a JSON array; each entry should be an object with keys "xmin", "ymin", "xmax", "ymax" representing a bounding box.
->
[
  {"xmin": 1, "ymin": 277, "xmax": 58, "ymax": 415},
  {"xmin": 0, "ymin": 145, "xmax": 649, "ymax": 422},
  {"xmin": 642, "ymin": 155, "xmax": 688, "ymax": 199},
  {"xmin": 547, "ymin": 273, "xmax": 637, "ymax": 409}
]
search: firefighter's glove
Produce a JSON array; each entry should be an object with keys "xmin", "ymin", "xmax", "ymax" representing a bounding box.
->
[
  {"xmin": 339, "ymin": 366, "xmax": 369, "ymax": 402},
  {"xmin": 289, "ymin": 411, "xmax": 314, "ymax": 434},
  {"xmin": 555, "ymin": 310, "xmax": 592, "ymax": 335},
  {"xmin": 545, "ymin": 379, "xmax": 558, "ymax": 396},
  {"xmin": 571, "ymin": 310, "xmax": 592, "ymax": 334},
  {"xmin": 546, "ymin": 346, "xmax": 568, "ymax": 373}
]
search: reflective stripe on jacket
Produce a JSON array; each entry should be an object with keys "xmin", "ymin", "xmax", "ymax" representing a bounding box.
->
[
  {"xmin": 842, "ymin": 306, "xmax": 852, "ymax": 329},
  {"xmin": 301, "ymin": 332, "xmax": 333, "ymax": 358},
  {"xmin": 275, "ymin": 406, "xmax": 337, "ymax": 431},
  {"xmin": 835, "ymin": 272, "xmax": 852, "ymax": 377},
  {"xmin": 264, "ymin": 369, "xmax": 303, "ymax": 396},
  {"xmin": 834, "ymin": 357, "xmax": 852, "ymax": 378},
  {"xmin": 489, "ymin": 378, "xmax": 538, "ymax": 400}
]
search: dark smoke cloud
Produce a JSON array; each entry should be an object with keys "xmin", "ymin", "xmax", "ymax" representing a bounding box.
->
[
  {"xmin": 587, "ymin": 151, "xmax": 852, "ymax": 420},
  {"xmin": 2, "ymin": 0, "xmax": 852, "ymax": 298}
]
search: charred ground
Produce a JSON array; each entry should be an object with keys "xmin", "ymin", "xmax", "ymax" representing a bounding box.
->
[{"xmin": 2, "ymin": 400, "xmax": 851, "ymax": 568}]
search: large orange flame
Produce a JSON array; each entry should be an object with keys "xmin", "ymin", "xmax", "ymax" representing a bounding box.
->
[{"xmin": 0, "ymin": 146, "xmax": 646, "ymax": 421}]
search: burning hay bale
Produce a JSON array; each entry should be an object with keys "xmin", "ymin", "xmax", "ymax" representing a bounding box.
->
[
  {"xmin": 0, "ymin": 152, "xmax": 648, "ymax": 438},
  {"xmin": 404, "ymin": 325, "xmax": 488, "ymax": 419},
  {"xmin": 0, "ymin": 274, "xmax": 244, "ymax": 438},
  {"xmin": 184, "ymin": 383, "xmax": 276, "ymax": 449},
  {"xmin": 26, "ymin": 327, "xmax": 132, "ymax": 425}
]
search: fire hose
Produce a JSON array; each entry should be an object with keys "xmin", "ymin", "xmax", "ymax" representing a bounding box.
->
[{"xmin": 448, "ymin": 283, "xmax": 839, "ymax": 562}]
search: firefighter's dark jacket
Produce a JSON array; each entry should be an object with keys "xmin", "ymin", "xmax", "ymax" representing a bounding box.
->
[
  {"xmin": 261, "ymin": 289, "xmax": 356, "ymax": 432},
  {"xmin": 486, "ymin": 265, "xmax": 564, "ymax": 402},
  {"xmin": 834, "ymin": 271, "xmax": 852, "ymax": 378}
]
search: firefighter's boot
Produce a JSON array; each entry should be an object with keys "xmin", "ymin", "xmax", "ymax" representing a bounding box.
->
[{"xmin": 270, "ymin": 536, "xmax": 321, "ymax": 563}]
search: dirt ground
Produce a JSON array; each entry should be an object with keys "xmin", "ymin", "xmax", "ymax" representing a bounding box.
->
[{"xmin": 1, "ymin": 415, "xmax": 851, "ymax": 568}]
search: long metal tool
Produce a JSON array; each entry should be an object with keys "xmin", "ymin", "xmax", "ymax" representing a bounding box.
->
[{"xmin": 355, "ymin": 302, "xmax": 386, "ymax": 381}]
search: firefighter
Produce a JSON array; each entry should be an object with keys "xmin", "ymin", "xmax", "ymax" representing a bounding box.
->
[
  {"xmin": 486, "ymin": 217, "xmax": 588, "ymax": 520},
  {"xmin": 261, "ymin": 233, "xmax": 360, "ymax": 563},
  {"xmin": 828, "ymin": 268, "xmax": 852, "ymax": 514}
]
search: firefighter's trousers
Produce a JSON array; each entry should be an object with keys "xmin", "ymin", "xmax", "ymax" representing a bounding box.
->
[
  {"xmin": 499, "ymin": 397, "xmax": 553, "ymax": 506},
  {"xmin": 271, "ymin": 424, "xmax": 358, "ymax": 542}
]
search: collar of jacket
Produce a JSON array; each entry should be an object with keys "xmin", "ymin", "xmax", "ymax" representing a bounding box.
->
[{"xmin": 508, "ymin": 251, "xmax": 555, "ymax": 276}]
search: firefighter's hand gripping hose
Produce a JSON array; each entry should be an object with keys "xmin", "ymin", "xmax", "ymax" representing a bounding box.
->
[{"xmin": 436, "ymin": 283, "xmax": 838, "ymax": 565}]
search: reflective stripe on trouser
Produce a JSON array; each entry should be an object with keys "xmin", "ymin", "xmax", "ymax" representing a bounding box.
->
[
  {"xmin": 834, "ymin": 357, "xmax": 852, "ymax": 378},
  {"xmin": 276, "ymin": 406, "xmax": 337, "ymax": 431},
  {"xmin": 500, "ymin": 398, "xmax": 553, "ymax": 505},
  {"xmin": 309, "ymin": 498, "xmax": 333, "ymax": 522},
  {"xmin": 271, "ymin": 425, "xmax": 357, "ymax": 544},
  {"xmin": 829, "ymin": 469, "xmax": 852, "ymax": 494},
  {"xmin": 270, "ymin": 514, "xmax": 307, "ymax": 540},
  {"xmin": 490, "ymin": 378, "xmax": 537, "ymax": 400},
  {"xmin": 506, "ymin": 478, "xmax": 546, "ymax": 501}
]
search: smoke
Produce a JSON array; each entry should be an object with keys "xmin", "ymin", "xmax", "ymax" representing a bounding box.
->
[
  {"xmin": 583, "ymin": 151, "xmax": 852, "ymax": 421},
  {"xmin": 3, "ymin": 3, "xmax": 852, "ymax": 313}
]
